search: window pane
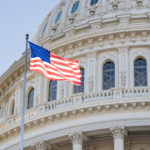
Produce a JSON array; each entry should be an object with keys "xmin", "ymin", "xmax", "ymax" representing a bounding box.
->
[
  {"xmin": 48, "ymin": 81, "xmax": 57, "ymax": 101},
  {"xmin": 0, "ymin": 106, "xmax": 3, "ymax": 118},
  {"xmin": 90, "ymin": 0, "xmax": 98, "ymax": 6},
  {"xmin": 103, "ymin": 62, "xmax": 115, "ymax": 90},
  {"xmin": 134, "ymin": 58, "xmax": 147, "ymax": 87},
  {"xmin": 42, "ymin": 22, "xmax": 48, "ymax": 34},
  {"xmin": 55, "ymin": 10, "xmax": 62, "ymax": 24},
  {"xmin": 28, "ymin": 89, "xmax": 34, "ymax": 109},
  {"xmin": 11, "ymin": 102, "xmax": 15, "ymax": 115},
  {"xmin": 71, "ymin": 1, "xmax": 80, "ymax": 14},
  {"xmin": 74, "ymin": 68, "xmax": 84, "ymax": 94}
]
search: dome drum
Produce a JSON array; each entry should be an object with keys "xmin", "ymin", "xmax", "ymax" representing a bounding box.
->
[
  {"xmin": 36, "ymin": 0, "xmax": 150, "ymax": 41},
  {"xmin": 1, "ymin": 0, "xmax": 150, "ymax": 150}
]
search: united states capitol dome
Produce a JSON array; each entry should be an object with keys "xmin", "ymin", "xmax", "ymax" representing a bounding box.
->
[
  {"xmin": 1, "ymin": 0, "xmax": 150, "ymax": 150},
  {"xmin": 32, "ymin": 0, "xmax": 150, "ymax": 46}
]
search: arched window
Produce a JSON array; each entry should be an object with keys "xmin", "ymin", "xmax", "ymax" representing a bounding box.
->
[
  {"xmin": 55, "ymin": 10, "xmax": 62, "ymax": 24},
  {"xmin": 48, "ymin": 81, "xmax": 57, "ymax": 101},
  {"xmin": 10, "ymin": 101, "xmax": 15, "ymax": 115},
  {"xmin": 71, "ymin": 1, "xmax": 80, "ymax": 14},
  {"xmin": 12, "ymin": 102, "xmax": 15, "ymax": 115},
  {"xmin": 0, "ymin": 105, "xmax": 2, "ymax": 118},
  {"xmin": 90, "ymin": 0, "xmax": 98, "ymax": 6},
  {"xmin": 74, "ymin": 68, "xmax": 84, "ymax": 93},
  {"xmin": 27, "ymin": 88, "xmax": 34, "ymax": 109},
  {"xmin": 103, "ymin": 61, "xmax": 115, "ymax": 90},
  {"xmin": 134, "ymin": 58, "xmax": 147, "ymax": 87},
  {"xmin": 42, "ymin": 22, "xmax": 48, "ymax": 34}
]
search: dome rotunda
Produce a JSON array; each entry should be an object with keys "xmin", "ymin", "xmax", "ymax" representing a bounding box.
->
[{"xmin": 1, "ymin": 0, "xmax": 150, "ymax": 150}]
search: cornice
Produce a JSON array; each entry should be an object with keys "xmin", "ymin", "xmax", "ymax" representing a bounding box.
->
[
  {"xmin": 0, "ymin": 88, "xmax": 150, "ymax": 141},
  {"xmin": 41, "ymin": 9, "xmax": 150, "ymax": 46},
  {"xmin": 37, "ymin": 0, "xmax": 150, "ymax": 42},
  {"xmin": 0, "ymin": 29, "xmax": 150, "ymax": 99},
  {"xmin": 0, "ymin": 71, "xmax": 36, "ymax": 101},
  {"xmin": 43, "ymin": 26, "xmax": 150, "ymax": 55},
  {"xmin": 0, "ymin": 55, "xmax": 25, "ymax": 83},
  {"xmin": 110, "ymin": 126, "xmax": 127, "ymax": 140},
  {"xmin": 1, "ymin": 113, "xmax": 150, "ymax": 149},
  {"xmin": 0, "ymin": 28, "xmax": 150, "ymax": 97}
]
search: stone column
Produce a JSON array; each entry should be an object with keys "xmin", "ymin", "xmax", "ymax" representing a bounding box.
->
[
  {"xmin": 69, "ymin": 132, "xmax": 85, "ymax": 150},
  {"xmin": 111, "ymin": 127, "xmax": 127, "ymax": 150},
  {"xmin": 118, "ymin": 47, "xmax": 129, "ymax": 88},
  {"xmin": 86, "ymin": 53, "xmax": 97, "ymax": 93},
  {"xmin": 78, "ymin": 0, "xmax": 87, "ymax": 21},
  {"xmin": 59, "ymin": 0, "xmax": 70, "ymax": 29}
]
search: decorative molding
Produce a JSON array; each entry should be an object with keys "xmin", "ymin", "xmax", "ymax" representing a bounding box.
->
[
  {"xmin": 32, "ymin": 141, "xmax": 50, "ymax": 150},
  {"xmin": 88, "ymin": 76, "xmax": 94, "ymax": 92},
  {"xmin": 1, "ymin": 1, "xmax": 150, "ymax": 149},
  {"xmin": 117, "ymin": 14, "xmax": 131, "ymax": 26},
  {"xmin": 136, "ymin": 0, "xmax": 143, "ymax": 7},
  {"xmin": 110, "ymin": 126, "xmax": 127, "ymax": 140},
  {"xmin": 69, "ymin": 132, "xmax": 85, "ymax": 145},
  {"xmin": 111, "ymin": 0, "xmax": 119, "ymax": 10},
  {"xmin": 121, "ymin": 70, "xmax": 126, "ymax": 87}
]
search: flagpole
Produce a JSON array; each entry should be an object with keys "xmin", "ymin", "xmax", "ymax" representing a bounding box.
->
[{"xmin": 20, "ymin": 34, "xmax": 29, "ymax": 150}]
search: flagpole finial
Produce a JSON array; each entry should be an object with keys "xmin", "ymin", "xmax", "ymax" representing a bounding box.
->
[{"xmin": 26, "ymin": 34, "xmax": 29, "ymax": 40}]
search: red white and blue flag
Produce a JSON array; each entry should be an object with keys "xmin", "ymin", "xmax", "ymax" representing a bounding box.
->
[{"xmin": 29, "ymin": 42, "xmax": 81, "ymax": 85}]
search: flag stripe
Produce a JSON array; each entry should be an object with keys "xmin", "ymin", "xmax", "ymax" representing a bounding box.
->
[
  {"xmin": 30, "ymin": 65, "xmax": 81, "ymax": 82},
  {"xmin": 51, "ymin": 59, "xmax": 79, "ymax": 70},
  {"xmin": 30, "ymin": 59, "xmax": 81, "ymax": 76},
  {"xmin": 51, "ymin": 57, "xmax": 79, "ymax": 66},
  {"xmin": 31, "ymin": 58, "xmax": 80, "ymax": 72},
  {"xmin": 29, "ymin": 42, "xmax": 81, "ymax": 85},
  {"xmin": 30, "ymin": 66, "xmax": 81, "ymax": 82},
  {"xmin": 30, "ymin": 58, "xmax": 81, "ymax": 84},
  {"xmin": 51, "ymin": 53, "xmax": 78, "ymax": 63},
  {"xmin": 30, "ymin": 64, "xmax": 81, "ymax": 79}
]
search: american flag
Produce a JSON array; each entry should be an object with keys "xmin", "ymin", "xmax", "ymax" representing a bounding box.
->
[{"xmin": 29, "ymin": 42, "xmax": 81, "ymax": 85}]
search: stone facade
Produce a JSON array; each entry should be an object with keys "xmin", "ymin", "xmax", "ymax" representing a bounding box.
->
[{"xmin": 0, "ymin": 0, "xmax": 150, "ymax": 150}]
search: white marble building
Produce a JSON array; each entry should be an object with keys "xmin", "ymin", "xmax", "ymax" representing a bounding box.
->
[{"xmin": 0, "ymin": 0, "xmax": 150, "ymax": 149}]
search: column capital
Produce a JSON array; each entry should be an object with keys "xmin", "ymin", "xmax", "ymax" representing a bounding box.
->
[
  {"xmin": 69, "ymin": 132, "xmax": 86, "ymax": 145},
  {"xmin": 110, "ymin": 126, "xmax": 127, "ymax": 140},
  {"xmin": 32, "ymin": 141, "xmax": 50, "ymax": 150}
]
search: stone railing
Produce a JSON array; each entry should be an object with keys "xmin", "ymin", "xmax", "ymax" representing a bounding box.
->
[
  {"xmin": 0, "ymin": 108, "xmax": 37, "ymax": 130},
  {"xmin": 122, "ymin": 87, "xmax": 150, "ymax": 97},
  {"xmin": 44, "ymin": 87, "xmax": 150, "ymax": 112},
  {"xmin": 1, "ymin": 87, "xmax": 150, "ymax": 132}
]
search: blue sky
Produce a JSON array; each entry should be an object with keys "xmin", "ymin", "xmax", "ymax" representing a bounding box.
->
[{"xmin": 0, "ymin": 0, "xmax": 60, "ymax": 76}]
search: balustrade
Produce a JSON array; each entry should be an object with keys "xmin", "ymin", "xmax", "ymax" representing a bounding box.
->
[
  {"xmin": 28, "ymin": 87, "xmax": 150, "ymax": 115},
  {"xmin": 0, "ymin": 87, "xmax": 150, "ymax": 131}
]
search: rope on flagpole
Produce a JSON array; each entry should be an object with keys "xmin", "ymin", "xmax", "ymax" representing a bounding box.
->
[{"xmin": 20, "ymin": 34, "xmax": 29, "ymax": 150}]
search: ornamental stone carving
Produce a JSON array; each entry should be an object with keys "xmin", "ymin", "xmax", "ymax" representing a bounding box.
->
[
  {"xmin": 0, "ymin": 105, "xmax": 3, "ymax": 120},
  {"xmin": 118, "ymin": 14, "xmax": 130, "ymax": 26},
  {"xmin": 125, "ymin": 141, "xmax": 132, "ymax": 150},
  {"xmin": 59, "ymin": 83, "xmax": 64, "ymax": 99},
  {"xmin": 121, "ymin": 70, "xmax": 126, "ymax": 87},
  {"xmin": 89, "ymin": 7, "xmax": 96, "ymax": 16},
  {"xmin": 111, "ymin": 0, "xmax": 120, "ymax": 10},
  {"xmin": 121, "ymin": 0, "xmax": 131, "ymax": 11},
  {"xmin": 69, "ymin": 15, "xmax": 75, "ymax": 23},
  {"xmin": 32, "ymin": 141, "xmax": 50, "ymax": 150},
  {"xmin": 136, "ymin": 0, "xmax": 143, "ymax": 7},
  {"xmin": 69, "ymin": 132, "xmax": 85, "ymax": 145},
  {"xmin": 1, "ymin": 0, "xmax": 150, "ymax": 149},
  {"xmin": 110, "ymin": 126, "xmax": 127, "ymax": 140},
  {"xmin": 88, "ymin": 76, "xmax": 94, "ymax": 92}
]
